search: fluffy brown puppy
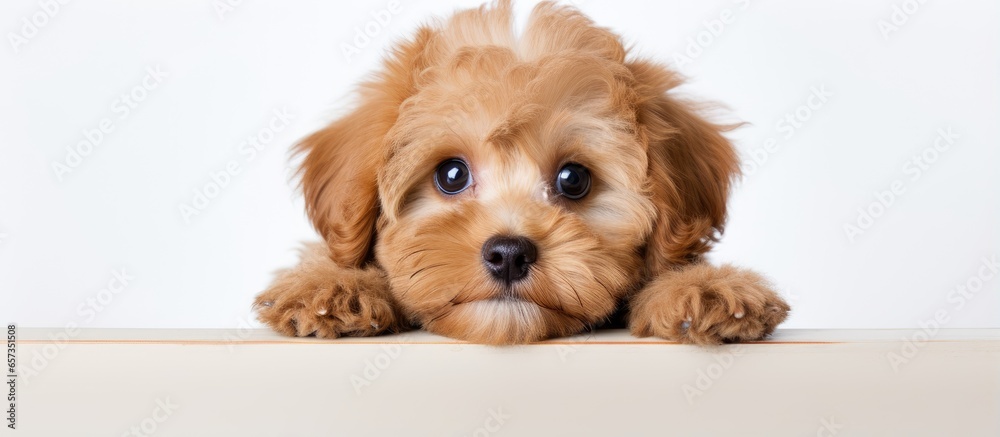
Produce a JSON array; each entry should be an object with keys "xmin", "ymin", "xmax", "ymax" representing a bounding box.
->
[{"xmin": 254, "ymin": 1, "xmax": 789, "ymax": 345}]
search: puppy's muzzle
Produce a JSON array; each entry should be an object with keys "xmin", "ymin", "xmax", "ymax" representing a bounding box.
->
[{"xmin": 481, "ymin": 235, "xmax": 537, "ymax": 286}]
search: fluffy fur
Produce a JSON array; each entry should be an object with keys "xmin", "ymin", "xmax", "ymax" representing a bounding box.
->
[{"xmin": 254, "ymin": 1, "xmax": 789, "ymax": 345}]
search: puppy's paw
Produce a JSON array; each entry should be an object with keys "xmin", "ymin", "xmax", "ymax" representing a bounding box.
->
[
  {"xmin": 254, "ymin": 268, "xmax": 399, "ymax": 338},
  {"xmin": 629, "ymin": 264, "xmax": 789, "ymax": 345},
  {"xmin": 253, "ymin": 246, "xmax": 402, "ymax": 338}
]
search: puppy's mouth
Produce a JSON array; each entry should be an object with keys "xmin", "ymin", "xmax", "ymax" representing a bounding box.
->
[
  {"xmin": 430, "ymin": 281, "xmax": 593, "ymax": 345},
  {"xmin": 450, "ymin": 284, "xmax": 582, "ymax": 320},
  {"xmin": 495, "ymin": 286, "xmax": 528, "ymax": 301},
  {"xmin": 450, "ymin": 285, "xmax": 530, "ymax": 305}
]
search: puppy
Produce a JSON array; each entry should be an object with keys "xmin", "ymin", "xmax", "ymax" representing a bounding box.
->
[{"xmin": 254, "ymin": 1, "xmax": 789, "ymax": 345}]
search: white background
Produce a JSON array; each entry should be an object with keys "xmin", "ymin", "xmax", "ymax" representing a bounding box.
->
[{"xmin": 1, "ymin": 0, "xmax": 997, "ymax": 331}]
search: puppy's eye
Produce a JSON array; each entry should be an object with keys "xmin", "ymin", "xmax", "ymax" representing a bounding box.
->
[
  {"xmin": 434, "ymin": 159, "xmax": 472, "ymax": 195},
  {"xmin": 555, "ymin": 163, "xmax": 591, "ymax": 200}
]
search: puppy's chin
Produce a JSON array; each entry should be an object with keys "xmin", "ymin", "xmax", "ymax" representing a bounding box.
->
[{"xmin": 425, "ymin": 299, "xmax": 586, "ymax": 345}]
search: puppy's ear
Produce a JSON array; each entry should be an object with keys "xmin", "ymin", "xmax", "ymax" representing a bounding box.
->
[
  {"xmin": 298, "ymin": 29, "xmax": 433, "ymax": 267},
  {"xmin": 628, "ymin": 60, "xmax": 741, "ymax": 275}
]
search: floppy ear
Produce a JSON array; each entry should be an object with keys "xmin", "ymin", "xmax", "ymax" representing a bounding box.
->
[
  {"xmin": 298, "ymin": 29, "xmax": 434, "ymax": 268},
  {"xmin": 628, "ymin": 60, "xmax": 741, "ymax": 275}
]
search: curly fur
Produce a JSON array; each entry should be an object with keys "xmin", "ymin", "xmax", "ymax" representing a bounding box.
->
[{"xmin": 254, "ymin": 1, "xmax": 789, "ymax": 345}]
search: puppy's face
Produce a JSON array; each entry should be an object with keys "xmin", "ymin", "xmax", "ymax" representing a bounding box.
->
[
  {"xmin": 299, "ymin": 2, "xmax": 739, "ymax": 344},
  {"xmin": 376, "ymin": 49, "xmax": 656, "ymax": 343}
]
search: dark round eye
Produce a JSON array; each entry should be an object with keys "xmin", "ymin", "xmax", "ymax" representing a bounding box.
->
[
  {"xmin": 434, "ymin": 159, "xmax": 472, "ymax": 195},
  {"xmin": 555, "ymin": 162, "xmax": 591, "ymax": 200}
]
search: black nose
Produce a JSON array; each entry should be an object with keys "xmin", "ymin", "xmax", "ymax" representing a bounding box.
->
[{"xmin": 482, "ymin": 235, "xmax": 537, "ymax": 285}]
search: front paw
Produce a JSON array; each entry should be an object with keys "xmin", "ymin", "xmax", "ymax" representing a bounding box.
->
[
  {"xmin": 630, "ymin": 264, "xmax": 789, "ymax": 345},
  {"xmin": 253, "ymin": 266, "xmax": 400, "ymax": 338}
]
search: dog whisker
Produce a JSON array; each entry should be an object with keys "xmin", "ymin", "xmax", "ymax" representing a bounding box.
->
[
  {"xmin": 410, "ymin": 263, "xmax": 445, "ymax": 280},
  {"xmin": 386, "ymin": 263, "xmax": 446, "ymax": 282},
  {"xmin": 399, "ymin": 265, "xmax": 451, "ymax": 299},
  {"xmin": 396, "ymin": 247, "xmax": 438, "ymax": 265},
  {"xmin": 553, "ymin": 269, "xmax": 585, "ymax": 309},
  {"xmin": 426, "ymin": 302, "xmax": 456, "ymax": 326},
  {"xmin": 449, "ymin": 277, "xmax": 477, "ymax": 305}
]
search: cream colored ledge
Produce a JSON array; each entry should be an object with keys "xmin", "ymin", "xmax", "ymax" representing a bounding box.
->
[{"xmin": 8, "ymin": 328, "xmax": 1000, "ymax": 436}]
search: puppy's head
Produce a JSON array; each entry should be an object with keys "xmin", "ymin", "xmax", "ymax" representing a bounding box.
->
[{"xmin": 299, "ymin": 1, "xmax": 739, "ymax": 344}]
